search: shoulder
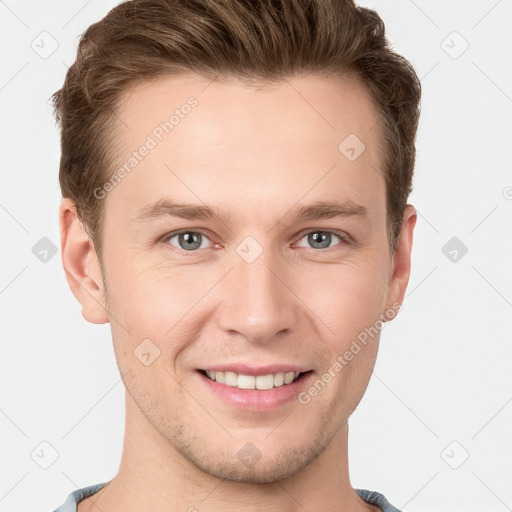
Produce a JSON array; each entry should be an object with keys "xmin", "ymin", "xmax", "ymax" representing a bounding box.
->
[
  {"xmin": 355, "ymin": 488, "xmax": 404, "ymax": 512},
  {"xmin": 51, "ymin": 482, "xmax": 110, "ymax": 512}
]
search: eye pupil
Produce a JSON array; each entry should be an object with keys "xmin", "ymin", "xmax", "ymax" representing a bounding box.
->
[
  {"xmin": 308, "ymin": 232, "xmax": 332, "ymax": 249},
  {"xmin": 179, "ymin": 232, "xmax": 202, "ymax": 250}
]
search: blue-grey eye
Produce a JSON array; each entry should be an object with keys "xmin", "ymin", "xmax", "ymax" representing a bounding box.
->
[
  {"xmin": 297, "ymin": 231, "xmax": 343, "ymax": 249},
  {"xmin": 168, "ymin": 232, "xmax": 208, "ymax": 251}
]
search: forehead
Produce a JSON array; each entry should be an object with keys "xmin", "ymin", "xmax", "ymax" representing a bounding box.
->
[{"xmin": 106, "ymin": 72, "xmax": 385, "ymax": 224}]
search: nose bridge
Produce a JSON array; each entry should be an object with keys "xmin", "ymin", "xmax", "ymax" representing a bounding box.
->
[{"xmin": 217, "ymin": 240, "xmax": 298, "ymax": 343}]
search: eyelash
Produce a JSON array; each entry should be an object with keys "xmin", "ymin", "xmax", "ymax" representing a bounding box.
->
[{"xmin": 161, "ymin": 228, "xmax": 351, "ymax": 255}]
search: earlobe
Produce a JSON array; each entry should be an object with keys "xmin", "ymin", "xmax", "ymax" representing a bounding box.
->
[
  {"xmin": 383, "ymin": 204, "xmax": 417, "ymax": 320},
  {"xmin": 59, "ymin": 198, "xmax": 109, "ymax": 324}
]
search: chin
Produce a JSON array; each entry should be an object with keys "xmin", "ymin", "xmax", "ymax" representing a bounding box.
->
[
  {"xmin": 194, "ymin": 456, "xmax": 306, "ymax": 484},
  {"xmin": 179, "ymin": 434, "xmax": 326, "ymax": 484}
]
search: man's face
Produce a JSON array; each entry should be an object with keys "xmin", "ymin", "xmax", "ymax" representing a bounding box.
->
[{"xmin": 86, "ymin": 73, "xmax": 410, "ymax": 482}]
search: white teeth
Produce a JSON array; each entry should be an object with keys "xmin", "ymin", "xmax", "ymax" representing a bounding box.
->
[
  {"xmin": 224, "ymin": 371, "xmax": 238, "ymax": 387},
  {"xmin": 255, "ymin": 374, "xmax": 274, "ymax": 390},
  {"xmin": 284, "ymin": 371, "xmax": 295, "ymax": 384},
  {"xmin": 274, "ymin": 372, "xmax": 285, "ymax": 387},
  {"xmin": 204, "ymin": 370, "xmax": 303, "ymax": 389},
  {"xmin": 237, "ymin": 374, "xmax": 255, "ymax": 389}
]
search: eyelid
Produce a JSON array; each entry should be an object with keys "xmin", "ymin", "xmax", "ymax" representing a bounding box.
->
[
  {"xmin": 161, "ymin": 227, "xmax": 350, "ymax": 255},
  {"xmin": 163, "ymin": 229, "xmax": 218, "ymax": 253},
  {"xmin": 294, "ymin": 228, "xmax": 350, "ymax": 248}
]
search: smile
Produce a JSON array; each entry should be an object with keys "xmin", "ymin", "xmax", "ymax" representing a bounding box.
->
[{"xmin": 199, "ymin": 369, "xmax": 306, "ymax": 390}]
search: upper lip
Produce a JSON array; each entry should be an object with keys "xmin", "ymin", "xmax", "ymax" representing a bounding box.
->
[{"xmin": 199, "ymin": 364, "xmax": 311, "ymax": 376}]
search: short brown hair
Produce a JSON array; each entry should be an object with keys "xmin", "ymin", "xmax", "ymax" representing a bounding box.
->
[{"xmin": 52, "ymin": 0, "xmax": 421, "ymax": 261}]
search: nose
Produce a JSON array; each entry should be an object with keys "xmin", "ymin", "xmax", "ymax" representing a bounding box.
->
[{"xmin": 215, "ymin": 244, "xmax": 301, "ymax": 344}]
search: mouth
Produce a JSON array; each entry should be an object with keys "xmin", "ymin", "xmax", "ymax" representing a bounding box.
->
[{"xmin": 197, "ymin": 369, "xmax": 313, "ymax": 391}]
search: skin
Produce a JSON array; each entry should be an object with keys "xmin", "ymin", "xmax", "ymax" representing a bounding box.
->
[{"xmin": 60, "ymin": 72, "xmax": 416, "ymax": 512}]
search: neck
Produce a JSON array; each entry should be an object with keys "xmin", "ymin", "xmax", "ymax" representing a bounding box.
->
[{"xmin": 79, "ymin": 392, "xmax": 374, "ymax": 512}]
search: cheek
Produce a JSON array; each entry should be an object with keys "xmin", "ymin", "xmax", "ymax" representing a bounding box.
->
[
  {"xmin": 307, "ymin": 268, "xmax": 384, "ymax": 407},
  {"xmin": 108, "ymin": 257, "xmax": 203, "ymax": 328},
  {"xmin": 105, "ymin": 261, "xmax": 209, "ymax": 373},
  {"xmin": 299, "ymin": 259, "xmax": 387, "ymax": 343}
]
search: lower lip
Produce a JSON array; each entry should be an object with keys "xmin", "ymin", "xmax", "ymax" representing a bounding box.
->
[{"xmin": 197, "ymin": 371, "xmax": 313, "ymax": 411}]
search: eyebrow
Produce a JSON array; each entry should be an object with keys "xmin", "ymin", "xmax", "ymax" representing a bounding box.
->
[{"xmin": 131, "ymin": 198, "xmax": 370, "ymax": 225}]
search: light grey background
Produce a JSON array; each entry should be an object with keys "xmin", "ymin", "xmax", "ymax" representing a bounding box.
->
[{"xmin": 1, "ymin": 1, "xmax": 511, "ymax": 511}]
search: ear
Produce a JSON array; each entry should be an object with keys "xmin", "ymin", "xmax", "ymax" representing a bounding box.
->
[
  {"xmin": 383, "ymin": 204, "xmax": 417, "ymax": 319},
  {"xmin": 59, "ymin": 198, "xmax": 109, "ymax": 324}
]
